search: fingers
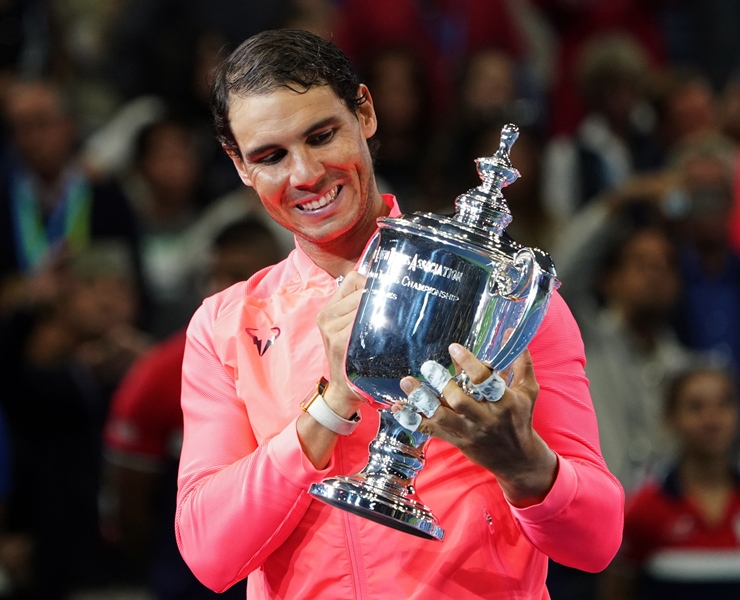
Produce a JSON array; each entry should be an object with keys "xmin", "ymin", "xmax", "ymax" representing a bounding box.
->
[
  {"xmin": 393, "ymin": 345, "xmax": 540, "ymax": 436},
  {"xmin": 317, "ymin": 272, "xmax": 368, "ymax": 398},
  {"xmin": 420, "ymin": 360, "xmax": 453, "ymax": 394},
  {"xmin": 458, "ymin": 370, "xmax": 506, "ymax": 402},
  {"xmin": 407, "ymin": 384, "xmax": 441, "ymax": 418},
  {"xmin": 391, "ymin": 382, "xmax": 442, "ymax": 432},
  {"xmin": 507, "ymin": 348, "xmax": 539, "ymax": 400},
  {"xmin": 336, "ymin": 271, "xmax": 366, "ymax": 297},
  {"xmin": 393, "ymin": 403, "xmax": 422, "ymax": 431},
  {"xmin": 448, "ymin": 344, "xmax": 489, "ymax": 381},
  {"xmin": 393, "ymin": 378, "xmax": 446, "ymax": 433},
  {"xmin": 317, "ymin": 273, "xmax": 366, "ymax": 333}
]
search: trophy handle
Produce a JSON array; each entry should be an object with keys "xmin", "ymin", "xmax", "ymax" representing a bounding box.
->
[{"xmin": 489, "ymin": 248, "xmax": 557, "ymax": 371}]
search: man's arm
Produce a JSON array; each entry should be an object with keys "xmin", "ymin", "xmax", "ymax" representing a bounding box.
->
[
  {"xmin": 176, "ymin": 273, "xmax": 373, "ymax": 591},
  {"xmin": 400, "ymin": 292, "xmax": 624, "ymax": 572},
  {"xmin": 175, "ymin": 299, "xmax": 329, "ymax": 592},
  {"xmin": 511, "ymin": 292, "xmax": 624, "ymax": 571}
]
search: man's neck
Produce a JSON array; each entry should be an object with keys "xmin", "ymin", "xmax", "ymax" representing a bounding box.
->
[
  {"xmin": 680, "ymin": 454, "xmax": 734, "ymax": 488},
  {"xmin": 617, "ymin": 307, "xmax": 663, "ymax": 352},
  {"xmin": 297, "ymin": 193, "xmax": 390, "ymax": 279}
]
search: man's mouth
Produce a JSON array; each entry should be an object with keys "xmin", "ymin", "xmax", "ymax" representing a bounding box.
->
[{"xmin": 295, "ymin": 185, "xmax": 341, "ymax": 212}]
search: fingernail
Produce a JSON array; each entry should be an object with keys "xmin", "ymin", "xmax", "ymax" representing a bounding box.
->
[
  {"xmin": 449, "ymin": 343, "xmax": 463, "ymax": 357},
  {"xmin": 400, "ymin": 378, "xmax": 414, "ymax": 393}
]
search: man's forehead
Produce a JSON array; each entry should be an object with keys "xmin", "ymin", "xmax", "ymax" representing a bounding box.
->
[
  {"xmin": 229, "ymin": 86, "xmax": 351, "ymax": 146},
  {"xmin": 6, "ymin": 84, "xmax": 61, "ymax": 116}
]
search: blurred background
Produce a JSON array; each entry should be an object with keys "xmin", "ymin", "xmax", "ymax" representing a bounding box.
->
[{"xmin": 0, "ymin": 0, "xmax": 739, "ymax": 598}]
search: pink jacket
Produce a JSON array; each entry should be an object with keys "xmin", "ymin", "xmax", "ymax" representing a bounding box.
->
[{"xmin": 176, "ymin": 196, "xmax": 624, "ymax": 599}]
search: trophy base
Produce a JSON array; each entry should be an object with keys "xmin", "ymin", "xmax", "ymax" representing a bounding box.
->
[{"xmin": 309, "ymin": 476, "xmax": 445, "ymax": 541}]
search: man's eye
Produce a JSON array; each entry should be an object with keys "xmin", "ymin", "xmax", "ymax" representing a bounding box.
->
[
  {"xmin": 256, "ymin": 149, "xmax": 286, "ymax": 164},
  {"xmin": 310, "ymin": 129, "xmax": 334, "ymax": 145}
]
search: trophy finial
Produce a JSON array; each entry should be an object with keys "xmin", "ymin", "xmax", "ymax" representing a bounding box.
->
[
  {"xmin": 475, "ymin": 123, "xmax": 520, "ymax": 191},
  {"xmin": 453, "ymin": 123, "xmax": 521, "ymax": 234}
]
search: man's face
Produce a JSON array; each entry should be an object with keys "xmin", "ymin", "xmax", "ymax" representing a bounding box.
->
[
  {"xmin": 4, "ymin": 82, "xmax": 75, "ymax": 180},
  {"xmin": 226, "ymin": 85, "xmax": 379, "ymax": 249},
  {"xmin": 606, "ymin": 231, "xmax": 680, "ymax": 319}
]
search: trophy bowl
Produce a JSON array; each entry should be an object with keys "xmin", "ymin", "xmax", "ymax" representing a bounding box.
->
[{"xmin": 308, "ymin": 124, "xmax": 560, "ymax": 540}]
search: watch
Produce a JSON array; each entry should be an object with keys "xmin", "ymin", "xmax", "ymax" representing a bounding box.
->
[{"xmin": 300, "ymin": 377, "xmax": 361, "ymax": 436}]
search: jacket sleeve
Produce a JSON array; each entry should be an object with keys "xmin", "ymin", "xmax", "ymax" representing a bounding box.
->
[
  {"xmin": 175, "ymin": 297, "xmax": 333, "ymax": 592},
  {"xmin": 509, "ymin": 291, "xmax": 625, "ymax": 572}
]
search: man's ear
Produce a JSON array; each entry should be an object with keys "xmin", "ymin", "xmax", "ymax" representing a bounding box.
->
[
  {"xmin": 356, "ymin": 84, "xmax": 378, "ymax": 139},
  {"xmin": 224, "ymin": 145, "xmax": 252, "ymax": 187}
]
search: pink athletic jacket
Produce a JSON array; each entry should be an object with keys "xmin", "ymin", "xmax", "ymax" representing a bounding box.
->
[{"xmin": 176, "ymin": 195, "xmax": 624, "ymax": 599}]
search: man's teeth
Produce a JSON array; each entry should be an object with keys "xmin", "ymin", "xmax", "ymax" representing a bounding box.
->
[{"xmin": 297, "ymin": 187, "xmax": 339, "ymax": 211}]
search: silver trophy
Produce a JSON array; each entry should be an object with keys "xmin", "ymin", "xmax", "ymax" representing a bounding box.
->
[{"xmin": 309, "ymin": 124, "xmax": 560, "ymax": 541}]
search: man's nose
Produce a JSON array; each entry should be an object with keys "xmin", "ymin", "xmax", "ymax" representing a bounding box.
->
[{"xmin": 289, "ymin": 149, "xmax": 325, "ymax": 188}]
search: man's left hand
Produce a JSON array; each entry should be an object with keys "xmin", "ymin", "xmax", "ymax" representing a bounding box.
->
[{"xmin": 395, "ymin": 343, "xmax": 558, "ymax": 507}]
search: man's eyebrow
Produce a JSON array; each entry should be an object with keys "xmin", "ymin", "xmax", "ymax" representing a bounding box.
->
[
  {"xmin": 244, "ymin": 116, "xmax": 340, "ymax": 162},
  {"xmin": 302, "ymin": 116, "xmax": 339, "ymax": 137},
  {"xmin": 245, "ymin": 142, "xmax": 279, "ymax": 162}
]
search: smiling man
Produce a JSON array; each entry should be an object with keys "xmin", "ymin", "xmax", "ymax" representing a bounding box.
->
[{"xmin": 175, "ymin": 29, "xmax": 624, "ymax": 599}]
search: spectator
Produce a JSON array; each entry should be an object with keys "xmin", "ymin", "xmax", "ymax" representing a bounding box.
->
[
  {"xmin": 0, "ymin": 79, "xmax": 146, "ymax": 322},
  {"xmin": 423, "ymin": 47, "xmax": 532, "ymax": 214},
  {"xmin": 0, "ymin": 241, "xmax": 150, "ymax": 599},
  {"xmin": 541, "ymin": 33, "xmax": 662, "ymax": 222},
  {"xmin": 601, "ymin": 364, "xmax": 740, "ymax": 600},
  {"xmin": 122, "ymin": 115, "xmax": 209, "ymax": 338},
  {"xmin": 669, "ymin": 138, "xmax": 740, "ymax": 372},
  {"xmin": 531, "ymin": 0, "xmax": 666, "ymax": 135},
  {"xmin": 179, "ymin": 186, "xmax": 295, "ymax": 289},
  {"xmin": 103, "ymin": 217, "xmax": 285, "ymax": 599},
  {"xmin": 332, "ymin": 0, "xmax": 526, "ymax": 120},
  {"xmin": 652, "ymin": 67, "xmax": 721, "ymax": 155},
  {"xmin": 720, "ymin": 74, "xmax": 740, "ymax": 254},
  {"xmin": 547, "ymin": 224, "xmax": 694, "ymax": 600},
  {"xmin": 361, "ymin": 45, "xmax": 435, "ymax": 209},
  {"xmin": 554, "ymin": 191, "xmax": 695, "ymax": 492}
]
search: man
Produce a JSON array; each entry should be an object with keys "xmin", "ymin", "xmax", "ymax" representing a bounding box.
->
[
  {"xmin": 0, "ymin": 79, "xmax": 145, "ymax": 320},
  {"xmin": 573, "ymin": 226, "xmax": 693, "ymax": 493},
  {"xmin": 176, "ymin": 29, "xmax": 624, "ymax": 599}
]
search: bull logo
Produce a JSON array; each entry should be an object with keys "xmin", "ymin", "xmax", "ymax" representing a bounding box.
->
[{"xmin": 245, "ymin": 326, "xmax": 281, "ymax": 356}]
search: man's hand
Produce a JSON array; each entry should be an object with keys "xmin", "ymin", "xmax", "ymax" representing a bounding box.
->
[
  {"xmin": 396, "ymin": 344, "xmax": 558, "ymax": 507},
  {"xmin": 315, "ymin": 271, "xmax": 366, "ymax": 419},
  {"xmin": 297, "ymin": 271, "xmax": 367, "ymax": 468}
]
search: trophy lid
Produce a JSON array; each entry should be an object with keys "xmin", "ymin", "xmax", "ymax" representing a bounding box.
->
[{"xmin": 374, "ymin": 122, "xmax": 557, "ymax": 279}]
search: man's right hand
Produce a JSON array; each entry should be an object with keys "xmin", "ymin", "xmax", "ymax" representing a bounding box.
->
[{"xmin": 315, "ymin": 271, "xmax": 366, "ymax": 419}]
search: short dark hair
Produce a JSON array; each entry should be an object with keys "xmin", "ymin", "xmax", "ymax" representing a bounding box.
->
[
  {"xmin": 664, "ymin": 363, "xmax": 739, "ymax": 418},
  {"xmin": 212, "ymin": 29, "xmax": 367, "ymax": 157},
  {"xmin": 213, "ymin": 216, "xmax": 276, "ymax": 252}
]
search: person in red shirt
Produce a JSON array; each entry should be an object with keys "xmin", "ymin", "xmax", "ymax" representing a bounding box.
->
[
  {"xmin": 104, "ymin": 216, "xmax": 284, "ymax": 599},
  {"xmin": 602, "ymin": 364, "xmax": 740, "ymax": 599}
]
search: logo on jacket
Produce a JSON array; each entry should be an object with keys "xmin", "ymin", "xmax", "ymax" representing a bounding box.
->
[{"xmin": 245, "ymin": 326, "xmax": 281, "ymax": 356}]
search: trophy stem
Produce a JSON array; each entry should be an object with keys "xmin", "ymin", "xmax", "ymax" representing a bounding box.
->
[{"xmin": 309, "ymin": 409, "xmax": 445, "ymax": 541}]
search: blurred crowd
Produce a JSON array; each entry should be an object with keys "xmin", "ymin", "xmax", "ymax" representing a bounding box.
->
[{"xmin": 0, "ymin": 0, "xmax": 739, "ymax": 598}]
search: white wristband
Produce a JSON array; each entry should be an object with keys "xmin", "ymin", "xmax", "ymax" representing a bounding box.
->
[{"xmin": 300, "ymin": 378, "xmax": 361, "ymax": 436}]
